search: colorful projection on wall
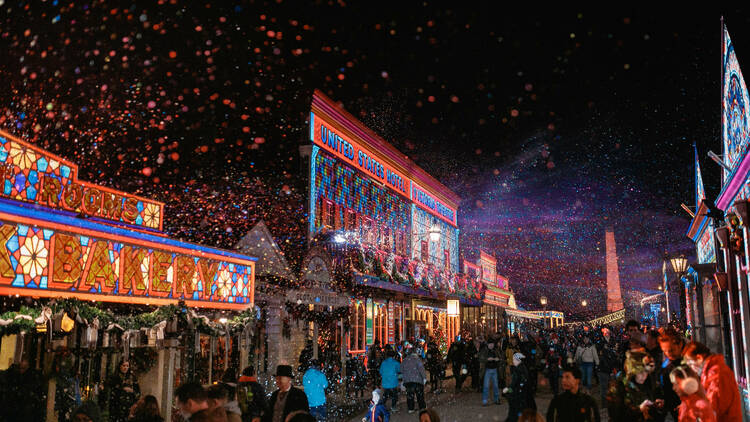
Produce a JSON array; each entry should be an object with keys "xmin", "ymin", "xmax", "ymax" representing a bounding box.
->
[
  {"xmin": 0, "ymin": 205, "xmax": 255, "ymax": 310},
  {"xmin": 479, "ymin": 250, "xmax": 497, "ymax": 286},
  {"xmin": 722, "ymin": 26, "xmax": 750, "ymax": 181},
  {"xmin": 697, "ymin": 222, "xmax": 716, "ymax": 264},
  {"xmin": 0, "ymin": 129, "xmax": 164, "ymax": 231}
]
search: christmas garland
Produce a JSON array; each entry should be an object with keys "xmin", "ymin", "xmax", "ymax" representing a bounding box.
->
[
  {"xmin": 284, "ymin": 301, "xmax": 350, "ymax": 329},
  {"xmin": 0, "ymin": 298, "xmax": 256, "ymax": 338}
]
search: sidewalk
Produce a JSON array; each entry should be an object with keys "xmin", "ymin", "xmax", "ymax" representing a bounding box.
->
[{"xmin": 345, "ymin": 378, "xmax": 613, "ymax": 422}]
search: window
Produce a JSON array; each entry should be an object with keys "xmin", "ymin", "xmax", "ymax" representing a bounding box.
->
[
  {"xmin": 421, "ymin": 240, "xmax": 429, "ymax": 263},
  {"xmin": 444, "ymin": 249, "xmax": 450, "ymax": 271},
  {"xmin": 323, "ymin": 200, "xmax": 335, "ymax": 229},
  {"xmin": 350, "ymin": 302, "xmax": 366, "ymax": 352},
  {"xmin": 382, "ymin": 227, "xmax": 391, "ymax": 252},
  {"xmin": 373, "ymin": 304, "xmax": 387, "ymax": 345},
  {"xmin": 345, "ymin": 209, "xmax": 357, "ymax": 231},
  {"xmin": 396, "ymin": 231, "xmax": 407, "ymax": 257},
  {"xmin": 361, "ymin": 217, "xmax": 374, "ymax": 245}
]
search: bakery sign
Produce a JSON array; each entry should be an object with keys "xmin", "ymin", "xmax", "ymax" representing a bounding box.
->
[
  {"xmin": 0, "ymin": 201, "xmax": 255, "ymax": 310},
  {"xmin": 0, "ymin": 129, "xmax": 164, "ymax": 231}
]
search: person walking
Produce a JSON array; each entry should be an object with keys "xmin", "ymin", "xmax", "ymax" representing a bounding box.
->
[
  {"xmin": 575, "ymin": 336, "xmax": 599, "ymax": 392},
  {"xmin": 175, "ymin": 382, "xmax": 228, "ymax": 422},
  {"xmin": 669, "ymin": 365, "xmax": 717, "ymax": 422},
  {"xmin": 425, "ymin": 338, "xmax": 443, "ymax": 393},
  {"xmin": 401, "ymin": 347, "xmax": 427, "ymax": 413},
  {"xmin": 546, "ymin": 367, "xmax": 600, "ymax": 422},
  {"xmin": 302, "ymin": 360, "xmax": 329, "ymax": 422},
  {"xmin": 503, "ymin": 353, "xmax": 528, "ymax": 422},
  {"xmin": 108, "ymin": 359, "xmax": 140, "ymax": 422},
  {"xmin": 378, "ymin": 350, "xmax": 401, "ymax": 412},
  {"xmin": 447, "ymin": 336, "xmax": 466, "ymax": 392},
  {"xmin": 129, "ymin": 395, "xmax": 164, "ymax": 422},
  {"xmin": 237, "ymin": 366, "xmax": 266, "ymax": 422},
  {"xmin": 362, "ymin": 389, "xmax": 389, "ymax": 422},
  {"xmin": 480, "ymin": 339, "xmax": 502, "ymax": 406},
  {"xmin": 262, "ymin": 365, "xmax": 309, "ymax": 422},
  {"xmin": 657, "ymin": 326, "xmax": 685, "ymax": 421},
  {"xmin": 683, "ymin": 341, "xmax": 743, "ymax": 422},
  {"xmin": 596, "ymin": 342, "xmax": 616, "ymax": 407},
  {"xmin": 606, "ymin": 351, "xmax": 665, "ymax": 422},
  {"xmin": 368, "ymin": 340, "xmax": 384, "ymax": 388},
  {"xmin": 545, "ymin": 339, "xmax": 562, "ymax": 397}
]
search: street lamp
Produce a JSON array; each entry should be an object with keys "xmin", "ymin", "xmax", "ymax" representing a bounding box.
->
[
  {"xmin": 669, "ymin": 254, "xmax": 688, "ymax": 326},
  {"xmin": 540, "ymin": 296, "xmax": 548, "ymax": 329},
  {"xmin": 581, "ymin": 299, "xmax": 588, "ymax": 307}
]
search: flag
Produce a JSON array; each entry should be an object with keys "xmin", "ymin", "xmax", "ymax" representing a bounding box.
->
[
  {"xmin": 662, "ymin": 260, "xmax": 669, "ymax": 292},
  {"xmin": 695, "ymin": 143, "xmax": 706, "ymax": 207}
]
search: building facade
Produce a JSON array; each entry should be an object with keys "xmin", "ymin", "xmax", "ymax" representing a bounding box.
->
[{"xmin": 306, "ymin": 90, "xmax": 482, "ymax": 357}]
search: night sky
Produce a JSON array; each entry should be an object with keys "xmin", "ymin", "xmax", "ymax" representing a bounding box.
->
[{"xmin": 2, "ymin": 4, "xmax": 749, "ymax": 319}]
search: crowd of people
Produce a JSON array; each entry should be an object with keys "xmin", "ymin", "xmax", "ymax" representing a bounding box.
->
[{"xmin": 1, "ymin": 319, "xmax": 746, "ymax": 422}]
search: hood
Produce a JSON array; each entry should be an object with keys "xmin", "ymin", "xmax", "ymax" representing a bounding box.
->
[{"xmin": 224, "ymin": 400, "xmax": 241, "ymax": 415}]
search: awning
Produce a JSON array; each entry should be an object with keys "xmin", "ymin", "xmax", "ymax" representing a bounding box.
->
[
  {"xmin": 505, "ymin": 309, "xmax": 542, "ymax": 320},
  {"xmin": 354, "ymin": 275, "xmax": 482, "ymax": 306}
]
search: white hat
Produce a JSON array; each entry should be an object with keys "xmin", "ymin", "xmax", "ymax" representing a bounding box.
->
[{"xmin": 513, "ymin": 352, "xmax": 525, "ymax": 361}]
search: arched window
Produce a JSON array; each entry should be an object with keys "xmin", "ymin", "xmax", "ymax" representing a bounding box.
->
[{"xmin": 373, "ymin": 305, "xmax": 387, "ymax": 345}]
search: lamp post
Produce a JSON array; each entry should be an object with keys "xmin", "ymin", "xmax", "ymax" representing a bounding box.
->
[
  {"xmin": 669, "ymin": 254, "xmax": 688, "ymax": 326},
  {"xmin": 540, "ymin": 296, "xmax": 548, "ymax": 329}
]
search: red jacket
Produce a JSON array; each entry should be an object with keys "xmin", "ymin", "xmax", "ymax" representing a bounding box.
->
[
  {"xmin": 700, "ymin": 354, "xmax": 743, "ymax": 422},
  {"xmin": 678, "ymin": 394, "xmax": 717, "ymax": 422}
]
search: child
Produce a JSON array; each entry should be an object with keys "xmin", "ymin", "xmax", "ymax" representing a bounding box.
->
[{"xmin": 362, "ymin": 389, "xmax": 390, "ymax": 422}]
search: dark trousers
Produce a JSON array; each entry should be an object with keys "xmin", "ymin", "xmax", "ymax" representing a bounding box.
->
[
  {"xmin": 383, "ymin": 387, "xmax": 398, "ymax": 408},
  {"xmin": 405, "ymin": 382, "xmax": 425, "ymax": 411},
  {"xmin": 452, "ymin": 363, "xmax": 464, "ymax": 390},
  {"xmin": 549, "ymin": 369, "xmax": 560, "ymax": 396},
  {"xmin": 429, "ymin": 368, "xmax": 442, "ymax": 391},
  {"xmin": 507, "ymin": 397, "xmax": 524, "ymax": 422}
]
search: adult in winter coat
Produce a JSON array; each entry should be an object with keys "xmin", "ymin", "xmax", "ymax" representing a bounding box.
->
[
  {"xmin": 207, "ymin": 384, "xmax": 241, "ymax": 422},
  {"xmin": 544, "ymin": 340, "xmax": 562, "ymax": 397},
  {"xmin": 425, "ymin": 339, "xmax": 444, "ymax": 393},
  {"xmin": 237, "ymin": 366, "xmax": 267, "ymax": 422},
  {"xmin": 546, "ymin": 367, "xmax": 600, "ymax": 422},
  {"xmin": 108, "ymin": 359, "xmax": 141, "ymax": 422},
  {"xmin": 302, "ymin": 361, "xmax": 329, "ymax": 422},
  {"xmin": 596, "ymin": 342, "xmax": 617, "ymax": 404},
  {"xmin": 606, "ymin": 351, "xmax": 665, "ymax": 422},
  {"xmin": 261, "ymin": 365, "xmax": 309, "ymax": 422},
  {"xmin": 400, "ymin": 349, "xmax": 427, "ymax": 412},
  {"xmin": 683, "ymin": 341, "xmax": 743, "ymax": 422},
  {"xmin": 378, "ymin": 351, "xmax": 401, "ymax": 411},
  {"xmin": 575, "ymin": 337, "xmax": 599, "ymax": 390},
  {"xmin": 362, "ymin": 389, "xmax": 390, "ymax": 422},
  {"xmin": 669, "ymin": 365, "xmax": 716, "ymax": 422},
  {"xmin": 503, "ymin": 353, "xmax": 528, "ymax": 422},
  {"xmin": 447, "ymin": 337, "xmax": 466, "ymax": 392},
  {"xmin": 480, "ymin": 341, "xmax": 503, "ymax": 406}
]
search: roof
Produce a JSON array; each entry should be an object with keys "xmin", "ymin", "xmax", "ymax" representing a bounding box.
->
[{"xmin": 235, "ymin": 220, "xmax": 295, "ymax": 280}]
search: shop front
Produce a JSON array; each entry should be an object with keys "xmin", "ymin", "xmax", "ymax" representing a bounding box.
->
[
  {"xmin": 697, "ymin": 23, "xmax": 750, "ymax": 418},
  {"xmin": 0, "ymin": 129, "xmax": 256, "ymax": 421}
]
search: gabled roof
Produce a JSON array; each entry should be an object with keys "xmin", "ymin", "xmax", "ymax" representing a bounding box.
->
[{"xmin": 235, "ymin": 221, "xmax": 295, "ymax": 280}]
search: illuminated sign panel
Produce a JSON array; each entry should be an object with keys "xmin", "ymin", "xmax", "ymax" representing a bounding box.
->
[
  {"xmin": 696, "ymin": 222, "xmax": 716, "ymax": 264},
  {"xmin": 479, "ymin": 250, "xmax": 497, "ymax": 285},
  {"xmin": 311, "ymin": 114, "xmax": 409, "ymax": 197},
  {"xmin": 497, "ymin": 275, "xmax": 509, "ymax": 290},
  {"xmin": 411, "ymin": 182, "xmax": 457, "ymax": 226},
  {"xmin": 0, "ymin": 130, "xmax": 164, "ymax": 231},
  {"xmin": 0, "ymin": 205, "xmax": 255, "ymax": 310}
]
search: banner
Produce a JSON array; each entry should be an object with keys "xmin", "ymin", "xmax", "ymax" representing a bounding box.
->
[{"xmin": 722, "ymin": 25, "xmax": 750, "ymax": 182}]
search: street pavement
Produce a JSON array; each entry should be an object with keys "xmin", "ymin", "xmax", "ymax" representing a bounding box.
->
[{"xmin": 346, "ymin": 379, "xmax": 613, "ymax": 422}]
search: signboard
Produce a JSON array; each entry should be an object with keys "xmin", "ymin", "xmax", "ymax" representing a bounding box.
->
[
  {"xmin": 697, "ymin": 222, "xmax": 717, "ymax": 264},
  {"xmin": 497, "ymin": 274, "xmax": 508, "ymax": 290},
  {"xmin": 311, "ymin": 113, "xmax": 410, "ymax": 198},
  {"xmin": 310, "ymin": 112, "xmax": 458, "ymax": 227},
  {"xmin": 0, "ymin": 130, "xmax": 164, "ymax": 231},
  {"xmin": 366, "ymin": 298, "xmax": 374, "ymax": 345},
  {"xmin": 0, "ymin": 202, "xmax": 255, "ymax": 310},
  {"xmin": 411, "ymin": 182, "xmax": 457, "ymax": 226},
  {"xmin": 587, "ymin": 309, "xmax": 625, "ymax": 327},
  {"xmin": 722, "ymin": 25, "xmax": 750, "ymax": 182},
  {"xmin": 286, "ymin": 288, "xmax": 350, "ymax": 307}
]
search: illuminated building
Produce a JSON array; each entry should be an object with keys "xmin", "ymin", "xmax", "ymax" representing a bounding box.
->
[
  {"xmin": 302, "ymin": 90, "xmax": 483, "ymax": 358},
  {"xmin": 0, "ymin": 128, "xmax": 256, "ymax": 420}
]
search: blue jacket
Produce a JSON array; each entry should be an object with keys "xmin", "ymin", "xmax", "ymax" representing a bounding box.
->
[
  {"xmin": 364, "ymin": 402, "xmax": 390, "ymax": 422},
  {"xmin": 379, "ymin": 358, "xmax": 401, "ymax": 389},
  {"xmin": 302, "ymin": 368, "xmax": 329, "ymax": 407}
]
